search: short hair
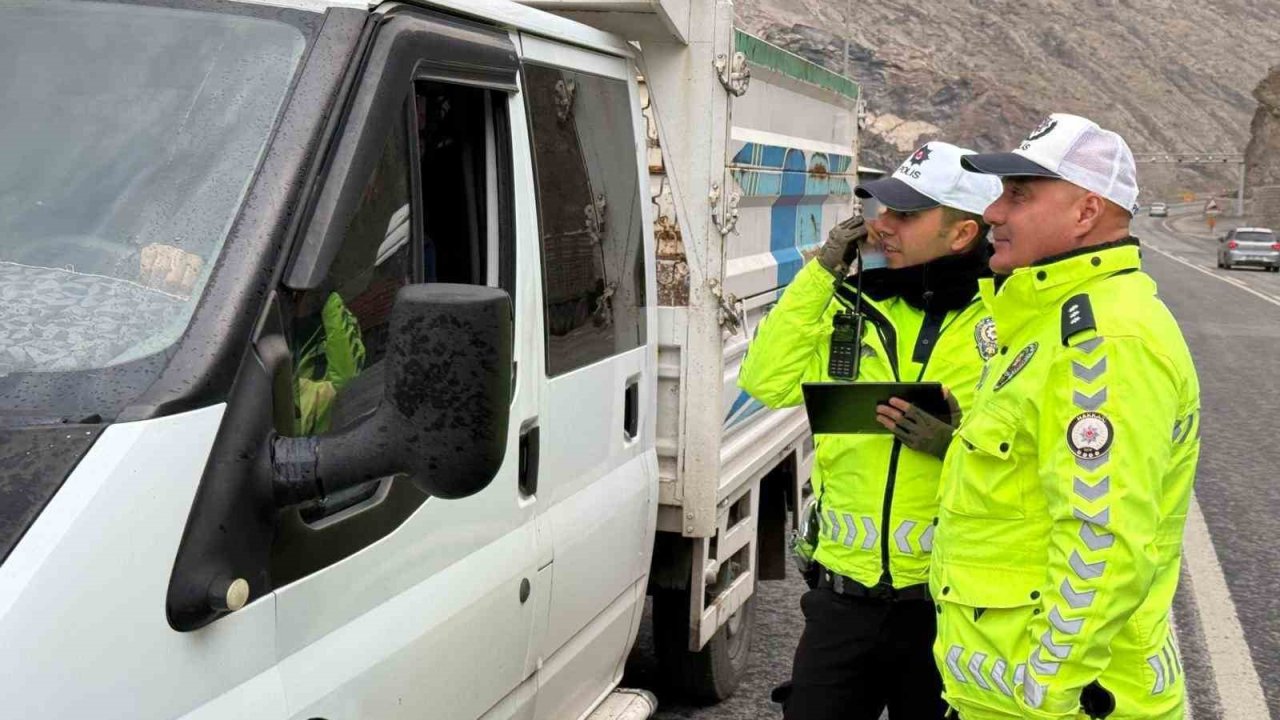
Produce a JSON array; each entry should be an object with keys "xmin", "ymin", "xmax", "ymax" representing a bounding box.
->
[{"xmin": 941, "ymin": 206, "xmax": 991, "ymax": 250}]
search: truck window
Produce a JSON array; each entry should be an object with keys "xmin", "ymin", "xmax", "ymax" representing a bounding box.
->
[
  {"xmin": 289, "ymin": 98, "xmax": 414, "ymax": 439},
  {"xmin": 524, "ymin": 64, "xmax": 646, "ymax": 376}
]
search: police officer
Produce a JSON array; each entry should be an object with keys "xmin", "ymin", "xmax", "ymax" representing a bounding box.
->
[
  {"xmin": 920, "ymin": 114, "xmax": 1200, "ymax": 719},
  {"xmin": 739, "ymin": 141, "xmax": 1002, "ymax": 719}
]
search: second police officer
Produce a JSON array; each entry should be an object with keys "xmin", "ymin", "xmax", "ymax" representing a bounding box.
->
[{"xmin": 739, "ymin": 141, "xmax": 1002, "ymax": 719}]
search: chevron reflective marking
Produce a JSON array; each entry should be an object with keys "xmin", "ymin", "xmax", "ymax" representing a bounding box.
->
[
  {"xmin": 1164, "ymin": 645, "xmax": 1178, "ymax": 683},
  {"xmin": 1149, "ymin": 654, "xmax": 1167, "ymax": 694},
  {"xmin": 1070, "ymin": 549, "xmax": 1107, "ymax": 579},
  {"xmin": 1049, "ymin": 605, "xmax": 1085, "ymax": 635},
  {"xmin": 860, "ymin": 516, "xmax": 878, "ymax": 550},
  {"xmin": 1171, "ymin": 419, "xmax": 1183, "ymax": 442},
  {"xmin": 1060, "ymin": 578, "xmax": 1097, "ymax": 608},
  {"xmin": 920, "ymin": 523, "xmax": 934, "ymax": 552},
  {"xmin": 1076, "ymin": 337, "xmax": 1105, "ymax": 354},
  {"xmin": 1029, "ymin": 646, "xmax": 1060, "ymax": 676},
  {"xmin": 842, "ymin": 512, "xmax": 858, "ymax": 547},
  {"xmin": 1013, "ymin": 663, "xmax": 1026, "ymax": 687},
  {"xmin": 946, "ymin": 645, "xmax": 969, "ymax": 683},
  {"xmin": 1073, "ymin": 506, "xmax": 1111, "ymax": 525},
  {"xmin": 1168, "ymin": 633, "xmax": 1183, "ymax": 675},
  {"xmin": 1041, "ymin": 630, "xmax": 1071, "ymax": 660},
  {"xmin": 894, "ymin": 519, "xmax": 917, "ymax": 553},
  {"xmin": 968, "ymin": 652, "xmax": 991, "ymax": 690},
  {"xmin": 1073, "ymin": 475, "xmax": 1110, "ymax": 502},
  {"xmin": 990, "ymin": 658, "xmax": 1014, "ymax": 697},
  {"xmin": 1072, "ymin": 356, "xmax": 1108, "ymax": 382},
  {"xmin": 1079, "ymin": 520, "xmax": 1116, "ymax": 550},
  {"xmin": 1178, "ymin": 411, "xmax": 1197, "ymax": 443},
  {"xmin": 827, "ymin": 510, "xmax": 841, "ymax": 542},
  {"xmin": 1073, "ymin": 387, "xmax": 1108, "ymax": 411},
  {"xmin": 1023, "ymin": 675, "xmax": 1047, "ymax": 709},
  {"xmin": 1075, "ymin": 452, "xmax": 1110, "ymax": 472}
]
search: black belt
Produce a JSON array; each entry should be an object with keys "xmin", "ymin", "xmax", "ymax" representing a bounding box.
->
[{"xmin": 817, "ymin": 569, "xmax": 931, "ymax": 602}]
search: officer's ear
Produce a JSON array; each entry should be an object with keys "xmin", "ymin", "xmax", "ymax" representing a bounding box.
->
[
  {"xmin": 1076, "ymin": 193, "xmax": 1107, "ymax": 236},
  {"xmin": 947, "ymin": 218, "xmax": 980, "ymax": 253}
]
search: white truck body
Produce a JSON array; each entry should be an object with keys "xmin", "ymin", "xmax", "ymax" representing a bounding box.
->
[{"xmin": 0, "ymin": 0, "xmax": 857, "ymax": 718}]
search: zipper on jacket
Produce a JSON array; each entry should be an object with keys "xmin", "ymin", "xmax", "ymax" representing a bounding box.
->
[{"xmin": 875, "ymin": 306, "xmax": 959, "ymax": 588}]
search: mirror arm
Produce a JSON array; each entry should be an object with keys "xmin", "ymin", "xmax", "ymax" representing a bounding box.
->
[
  {"xmin": 270, "ymin": 420, "xmax": 405, "ymax": 508},
  {"xmin": 271, "ymin": 435, "xmax": 324, "ymax": 507}
]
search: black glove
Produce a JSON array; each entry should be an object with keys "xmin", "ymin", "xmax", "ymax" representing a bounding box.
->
[
  {"xmin": 817, "ymin": 216, "xmax": 868, "ymax": 278},
  {"xmin": 1080, "ymin": 681, "xmax": 1115, "ymax": 719},
  {"xmin": 888, "ymin": 394, "xmax": 962, "ymax": 460}
]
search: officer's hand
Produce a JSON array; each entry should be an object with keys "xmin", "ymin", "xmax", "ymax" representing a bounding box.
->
[
  {"xmin": 817, "ymin": 215, "xmax": 868, "ymax": 278},
  {"xmin": 875, "ymin": 390, "xmax": 962, "ymax": 460}
]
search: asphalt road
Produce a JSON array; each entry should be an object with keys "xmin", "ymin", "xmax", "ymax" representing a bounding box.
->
[{"xmin": 628, "ymin": 204, "xmax": 1279, "ymax": 719}]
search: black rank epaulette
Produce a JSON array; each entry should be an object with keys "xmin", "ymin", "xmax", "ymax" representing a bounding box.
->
[{"xmin": 1061, "ymin": 293, "xmax": 1096, "ymax": 345}]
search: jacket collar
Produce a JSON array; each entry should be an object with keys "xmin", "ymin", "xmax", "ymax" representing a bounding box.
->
[
  {"xmin": 841, "ymin": 244, "xmax": 991, "ymax": 313},
  {"xmin": 980, "ymin": 237, "xmax": 1142, "ymax": 339}
]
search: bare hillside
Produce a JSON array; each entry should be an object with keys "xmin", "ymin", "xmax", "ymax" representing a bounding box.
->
[{"xmin": 735, "ymin": 0, "xmax": 1280, "ymax": 198}]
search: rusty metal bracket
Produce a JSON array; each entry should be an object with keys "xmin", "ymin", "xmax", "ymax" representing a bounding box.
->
[
  {"xmin": 708, "ymin": 182, "xmax": 740, "ymax": 239},
  {"xmin": 708, "ymin": 278, "xmax": 743, "ymax": 335},
  {"xmin": 714, "ymin": 51, "xmax": 750, "ymax": 97}
]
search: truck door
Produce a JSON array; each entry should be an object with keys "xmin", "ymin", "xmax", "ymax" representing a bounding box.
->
[
  {"xmin": 516, "ymin": 36, "xmax": 659, "ymax": 720},
  {"xmin": 267, "ymin": 10, "xmax": 543, "ymax": 719}
]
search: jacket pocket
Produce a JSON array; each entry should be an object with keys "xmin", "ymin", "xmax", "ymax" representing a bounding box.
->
[{"xmin": 942, "ymin": 407, "xmax": 1026, "ymax": 520}]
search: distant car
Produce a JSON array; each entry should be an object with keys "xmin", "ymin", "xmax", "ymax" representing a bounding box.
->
[
  {"xmin": 1218, "ymin": 227, "xmax": 1280, "ymax": 271},
  {"xmin": 1149, "ymin": 202, "xmax": 1168, "ymax": 217}
]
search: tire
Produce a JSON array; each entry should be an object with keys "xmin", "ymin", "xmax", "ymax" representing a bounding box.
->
[{"xmin": 652, "ymin": 583, "xmax": 757, "ymax": 705}]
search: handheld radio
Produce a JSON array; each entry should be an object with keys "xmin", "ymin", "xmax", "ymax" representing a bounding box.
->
[{"xmin": 827, "ymin": 237, "xmax": 869, "ymax": 381}]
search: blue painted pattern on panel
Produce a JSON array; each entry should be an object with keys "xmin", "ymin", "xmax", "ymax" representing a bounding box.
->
[
  {"xmin": 724, "ymin": 388, "xmax": 768, "ymax": 430},
  {"xmin": 729, "ymin": 140, "xmax": 854, "ymax": 286}
]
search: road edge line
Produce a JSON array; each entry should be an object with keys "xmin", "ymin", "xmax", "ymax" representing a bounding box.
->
[
  {"xmin": 1182, "ymin": 495, "xmax": 1270, "ymax": 718},
  {"xmin": 1144, "ymin": 242, "xmax": 1280, "ymax": 309}
]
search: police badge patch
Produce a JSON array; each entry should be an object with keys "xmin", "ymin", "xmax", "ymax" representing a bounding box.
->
[
  {"xmin": 993, "ymin": 342, "xmax": 1038, "ymax": 391},
  {"xmin": 1067, "ymin": 412, "xmax": 1114, "ymax": 460},
  {"xmin": 974, "ymin": 317, "xmax": 998, "ymax": 360}
]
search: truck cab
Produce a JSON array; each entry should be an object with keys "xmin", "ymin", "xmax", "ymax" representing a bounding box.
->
[{"xmin": 0, "ymin": 1, "xmax": 859, "ymax": 718}]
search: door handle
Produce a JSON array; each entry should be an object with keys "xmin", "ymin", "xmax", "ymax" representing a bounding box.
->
[
  {"xmin": 519, "ymin": 421, "xmax": 539, "ymax": 497},
  {"xmin": 623, "ymin": 378, "xmax": 639, "ymax": 440}
]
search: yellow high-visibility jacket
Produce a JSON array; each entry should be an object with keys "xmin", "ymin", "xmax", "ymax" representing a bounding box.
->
[
  {"xmin": 931, "ymin": 239, "xmax": 1200, "ymax": 719},
  {"xmin": 740, "ymin": 258, "xmax": 996, "ymax": 590}
]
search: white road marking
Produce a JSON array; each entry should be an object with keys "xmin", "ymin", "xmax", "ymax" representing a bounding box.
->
[
  {"xmin": 1182, "ymin": 496, "xmax": 1270, "ymax": 719},
  {"xmin": 1144, "ymin": 241, "xmax": 1280, "ymax": 309},
  {"xmin": 1142, "ymin": 223, "xmax": 1268, "ymax": 718}
]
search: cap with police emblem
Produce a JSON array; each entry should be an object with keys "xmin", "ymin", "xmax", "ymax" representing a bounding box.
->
[
  {"xmin": 960, "ymin": 113, "xmax": 1141, "ymax": 216},
  {"xmin": 856, "ymin": 141, "xmax": 1002, "ymax": 216}
]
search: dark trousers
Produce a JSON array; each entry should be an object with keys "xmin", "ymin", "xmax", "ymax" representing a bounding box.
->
[{"xmin": 777, "ymin": 587, "xmax": 947, "ymax": 720}]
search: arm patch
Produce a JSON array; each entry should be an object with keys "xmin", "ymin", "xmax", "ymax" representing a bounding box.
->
[{"xmin": 1061, "ymin": 294, "xmax": 1096, "ymax": 345}]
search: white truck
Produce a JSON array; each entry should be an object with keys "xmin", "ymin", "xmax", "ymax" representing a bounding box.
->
[{"xmin": 0, "ymin": 1, "xmax": 860, "ymax": 718}]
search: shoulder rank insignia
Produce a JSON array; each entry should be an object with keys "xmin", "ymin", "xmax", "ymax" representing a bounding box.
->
[{"xmin": 1061, "ymin": 294, "xmax": 1096, "ymax": 345}]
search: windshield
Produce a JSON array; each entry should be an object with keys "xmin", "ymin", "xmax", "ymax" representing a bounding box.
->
[
  {"xmin": 0, "ymin": 1, "xmax": 307, "ymax": 378},
  {"xmin": 1234, "ymin": 232, "xmax": 1275, "ymax": 243}
]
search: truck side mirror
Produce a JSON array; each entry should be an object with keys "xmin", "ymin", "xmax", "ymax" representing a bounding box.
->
[{"xmin": 272, "ymin": 284, "xmax": 512, "ymax": 507}]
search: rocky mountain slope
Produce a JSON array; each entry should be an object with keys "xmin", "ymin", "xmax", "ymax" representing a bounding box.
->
[{"xmin": 734, "ymin": 0, "xmax": 1280, "ymax": 198}]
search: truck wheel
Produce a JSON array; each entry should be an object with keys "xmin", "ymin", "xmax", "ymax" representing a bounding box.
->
[{"xmin": 651, "ymin": 585, "xmax": 756, "ymax": 705}]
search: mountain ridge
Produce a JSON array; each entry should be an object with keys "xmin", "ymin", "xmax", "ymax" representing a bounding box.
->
[{"xmin": 735, "ymin": 0, "xmax": 1280, "ymax": 199}]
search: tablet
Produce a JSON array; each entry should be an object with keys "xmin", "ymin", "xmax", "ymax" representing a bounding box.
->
[{"xmin": 801, "ymin": 382, "xmax": 948, "ymax": 435}]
